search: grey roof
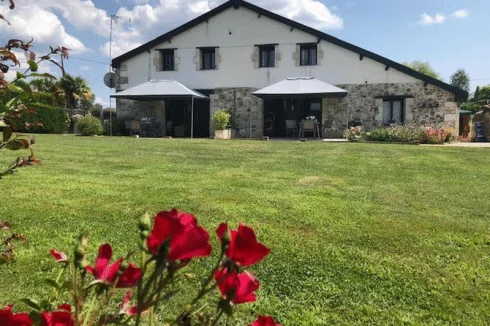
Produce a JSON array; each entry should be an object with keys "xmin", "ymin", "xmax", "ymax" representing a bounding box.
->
[
  {"xmin": 111, "ymin": 80, "xmax": 207, "ymax": 100},
  {"xmin": 252, "ymin": 77, "xmax": 348, "ymax": 98}
]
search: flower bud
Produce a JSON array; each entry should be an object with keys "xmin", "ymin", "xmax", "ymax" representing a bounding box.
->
[
  {"xmin": 118, "ymin": 261, "xmax": 129, "ymax": 276},
  {"xmin": 139, "ymin": 213, "xmax": 152, "ymax": 232},
  {"xmin": 78, "ymin": 258, "xmax": 88, "ymax": 269},
  {"xmin": 221, "ymin": 228, "xmax": 231, "ymax": 244},
  {"xmin": 139, "ymin": 230, "xmax": 150, "ymax": 240},
  {"xmin": 74, "ymin": 246, "xmax": 86, "ymax": 260},
  {"xmin": 79, "ymin": 232, "xmax": 89, "ymax": 248}
]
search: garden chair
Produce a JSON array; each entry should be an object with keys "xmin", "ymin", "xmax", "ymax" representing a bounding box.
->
[
  {"xmin": 125, "ymin": 120, "xmax": 141, "ymax": 136},
  {"xmin": 285, "ymin": 120, "xmax": 297, "ymax": 138},
  {"xmin": 300, "ymin": 119, "xmax": 317, "ymax": 139}
]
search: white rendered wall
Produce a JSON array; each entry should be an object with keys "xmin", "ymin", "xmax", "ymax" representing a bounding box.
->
[{"xmin": 117, "ymin": 5, "xmax": 420, "ymax": 91}]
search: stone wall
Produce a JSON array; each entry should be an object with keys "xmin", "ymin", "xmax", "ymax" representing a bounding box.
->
[
  {"xmin": 116, "ymin": 99, "xmax": 166, "ymax": 135},
  {"xmin": 322, "ymin": 82, "xmax": 460, "ymax": 138},
  {"xmin": 210, "ymin": 88, "xmax": 263, "ymax": 138}
]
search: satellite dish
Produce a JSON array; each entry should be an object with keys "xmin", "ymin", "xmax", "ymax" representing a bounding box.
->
[{"xmin": 104, "ymin": 72, "xmax": 115, "ymax": 88}]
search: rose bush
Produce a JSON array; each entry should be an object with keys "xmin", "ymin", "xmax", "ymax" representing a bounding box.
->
[{"xmin": 3, "ymin": 209, "xmax": 281, "ymax": 326}]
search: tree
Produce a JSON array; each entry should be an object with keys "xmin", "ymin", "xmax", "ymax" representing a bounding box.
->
[
  {"xmin": 403, "ymin": 60, "xmax": 442, "ymax": 80},
  {"xmin": 58, "ymin": 74, "xmax": 92, "ymax": 113},
  {"xmin": 474, "ymin": 86, "xmax": 481, "ymax": 101},
  {"xmin": 474, "ymin": 85, "xmax": 490, "ymax": 102},
  {"xmin": 450, "ymin": 69, "xmax": 470, "ymax": 93}
]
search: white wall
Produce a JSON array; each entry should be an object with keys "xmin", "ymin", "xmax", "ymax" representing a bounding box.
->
[{"xmin": 118, "ymin": 5, "xmax": 420, "ymax": 91}]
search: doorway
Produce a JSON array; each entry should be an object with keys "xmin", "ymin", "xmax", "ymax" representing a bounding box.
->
[{"xmin": 263, "ymin": 98, "xmax": 322, "ymax": 137}]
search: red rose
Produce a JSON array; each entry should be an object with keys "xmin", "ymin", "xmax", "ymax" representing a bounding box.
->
[
  {"xmin": 249, "ymin": 315, "xmax": 282, "ymax": 326},
  {"xmin": 50, "ymin": 249, "xmax": 68, "ymax": 263},
  {"xmin": 216, "ymin": 223, "xmax": 270, "ymax": 266},
  {"xmin": 86, "ymin": 243, "xmax": 141, "ymax": 288},
  {"xmin": 0, "ymin": 305, "xmax": 33, "ymax": 326},
  {"xmin": 147, "ymin": 209, "xmax": 212, "ymax": 262},
  {"xmin": 41, "ymin": 305, "xmax": 74, "ymax": 326},
  {"xmin": 214, "ymin": 268, "xmax": 259, "ymax": 304}
]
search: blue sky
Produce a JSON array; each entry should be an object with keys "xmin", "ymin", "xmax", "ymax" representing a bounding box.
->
[{"xmin": 1, "ymin": 0, "xmax": 488, "ymax": 107}]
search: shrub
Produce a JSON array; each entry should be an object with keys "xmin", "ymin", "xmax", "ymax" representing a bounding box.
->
[
  {"xmin": 420, "ymin": 127, "xmax": 451, "ymax": 144},
  {"xmin": 19, "ymin": 106, "xmax": 69, "ymax": 134},
  {"xmin": 344, "ymin": 126, "xmax": 365, "ymax": 141},
  {"xmin": 366, "ymin": 126, "xmax": 424, "ymax": 144},
  {"xmin": 212, "ymin": 109, "xmax": 231, "ymax": 130},
  {"xmin": 75, "ymin": 115, "xmax": 103, "ymax": 136}
]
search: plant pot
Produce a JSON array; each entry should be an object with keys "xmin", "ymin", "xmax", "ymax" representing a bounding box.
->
[{"xmin": 214, "ymin": 129, "xmax": 231, "ymax": 139}]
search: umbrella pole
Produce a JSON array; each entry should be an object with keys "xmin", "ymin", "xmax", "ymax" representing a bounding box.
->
[{"xmin": 191, "ymin": 97, "xmax": 194, "ymax": 139}]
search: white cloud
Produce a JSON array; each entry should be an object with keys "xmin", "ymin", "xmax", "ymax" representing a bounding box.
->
[
  {"xmin": 0, "ymin": 5, "xmax": 86, "ymax": 52},
  {"xmin": 452, "ymin": 9, "xmax": 469, "ymax": 18},
  {"xmin": 418, "ymin": 13, "xmax": 446, "ymax": 25},
  {"xmin": 95, "ymin": 96, "xmax": 110, "ymax": 107}
]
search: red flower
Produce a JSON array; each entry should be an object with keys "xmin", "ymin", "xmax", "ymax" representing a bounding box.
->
[
  {"xmin": 119, "ymin": 291, "xmax": 148, "ymax": 316},
  {"xmin": 41, "ymin": 305, "xmax": 74, "ymax": 326},
  {"xmin": 50, "ymin": 249, "xmax": 68, "ymax": 263},
  {"xmin": 86, "ymin": 243, "xmax": 141, "ymax": 288},
  {"xmin": 249, "ymin": 316, "xmax": 282, "ymax": 326},
  {"xmin": 0, "ymin": 305, "xmax": 33, "ymax": 326},
  {"xmin": 216, "ymin": 223, "xmax": 270, "ymax": 266},
  {"xmin": 147, "ymin": 209, "xmax": 212, "ymax": 262},
  {"xmin": 214, "ymin": 268, "xmax": 259, "ymax": 304}
]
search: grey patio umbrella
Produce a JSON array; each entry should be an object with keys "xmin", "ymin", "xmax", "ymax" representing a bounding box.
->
[
  {"xmin": 111, "ymin": 80, "xmax": 207, "ymax": 138},
  {"xmin": 252, "ymin": 77, "xmax": 348, "ymax": 98}
]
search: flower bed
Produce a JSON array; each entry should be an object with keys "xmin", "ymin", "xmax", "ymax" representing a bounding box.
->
[{"xmin": 345, "ymin": 125, "xmax": 455, "ymax": 144}]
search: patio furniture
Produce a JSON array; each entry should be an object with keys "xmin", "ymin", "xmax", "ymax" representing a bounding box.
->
[
  {"xmin": 285, "ymin": 120, "xmax": 297, "ymax": 138},
  {"xmin": 125, "ymin": 120, "xmax": 141, "ymax": 136},
  {"xmin": 299, "ymin": 120, "xmax": 320, "ymax": 139}
]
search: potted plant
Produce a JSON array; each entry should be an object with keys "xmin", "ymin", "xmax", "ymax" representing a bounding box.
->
[{"xmin": 212, "ymin": 109, "xmax": 231, "ymax": 139}]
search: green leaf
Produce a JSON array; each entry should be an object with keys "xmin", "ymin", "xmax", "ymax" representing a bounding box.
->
[
  {"xmin": 5, "ymin": 97, "xmax": 17, "ymax": 110},
  {"xmin": 44, "ymin": 278, "xmax": 60, "ymax": 290},
  {"xmin": 7, "ymin": 84, "xmax": 23, "ymax": 93},
  {"xmin": 21, "ymin": 298, "xmax": 42, "ymax": 311},
  {"xmin": 16, "ymin": 71, "xmax": 27, "ymax": 80},
  {"xmin": 6, "ymin": 139, "xmax": 29, "ymax": 150},
  {"xmin": 3, "ymin": 126, "xmax": 12, "ymax": 142},
  {"xmin": 30, "ymin": 72, "xmax": 57, "ymax": 80},
  {"xmin": 27, "ymin": 60, "xmax": 38, "ymax": 72}
]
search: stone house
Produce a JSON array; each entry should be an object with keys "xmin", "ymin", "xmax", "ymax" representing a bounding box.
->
[{"xmin": 111, "ymin": 0, "xmax": 468, "ymax": 138}]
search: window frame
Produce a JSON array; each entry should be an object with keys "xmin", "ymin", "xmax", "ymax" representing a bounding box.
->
[
  {"xmin": 160, "ymin": 49, "xmax": 175, "ymax": 71},
  {"xmin": 199, "ymin": 47, "xmax": 217, "ymax": 70},
  {"xmin": 382, "ymin": 98, "xmax": 405, "ymax": 125},
  {"xmin": 299, "ymin": 43, "xmax": 318, "ymax": 66},
  {"xmin": 258, "ymin": 44, "xmax": 276, "ymax": 68}
]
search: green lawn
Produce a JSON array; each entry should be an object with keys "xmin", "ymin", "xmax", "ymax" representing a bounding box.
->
[{"xmin": 1, "ymin": 135, "xmax": 490, "ymax": 325}]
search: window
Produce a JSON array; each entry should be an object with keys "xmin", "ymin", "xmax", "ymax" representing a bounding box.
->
[
  {"xmin": 382, "ymin": 99, "xmax": 404, "ymax": 125},
  {"xmin": 161, "ymin": 50, "xmax": 175, "ymax": 71},
  {"xmin": 259, "ymin": 45, "xmax": 275, "ymax": 68},
  {"xmin": 200, "ymin": 48, "xmax": 216, "ymax": 70},
  {"xmin": 300, "ymin": 44, "xmax": 317, "ymax": 66}
]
